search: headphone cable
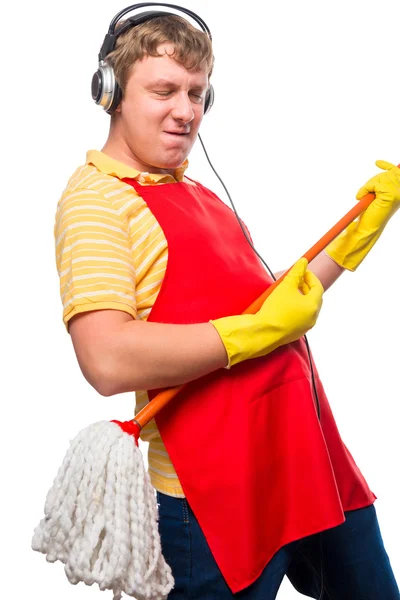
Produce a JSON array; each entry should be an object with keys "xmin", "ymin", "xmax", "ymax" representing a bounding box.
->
[{"xmin": 198, "ymin": 132, "xmax": 325, "ymax": 599}]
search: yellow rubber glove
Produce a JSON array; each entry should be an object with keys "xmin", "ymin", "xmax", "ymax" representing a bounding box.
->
[
  {"xmin": 325, "ymin": 160, "xmax": 400, "ymax": 271},
  {"xmin": 210, "ymin": 258, "xmax": 324, "ymax": 369}
]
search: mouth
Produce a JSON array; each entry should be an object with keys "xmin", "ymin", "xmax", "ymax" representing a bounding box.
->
[{"xmin": 164, "ymin": 131, "xmax": 190, "ymax": 136}]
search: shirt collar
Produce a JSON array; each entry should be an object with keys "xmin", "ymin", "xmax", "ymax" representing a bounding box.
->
[{"xmin": 86, "ymin": 150, "xmax": 189, "ymax": 183}]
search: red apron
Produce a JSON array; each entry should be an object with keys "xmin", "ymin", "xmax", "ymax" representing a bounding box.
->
[{"xmin": 125, "ymin": 176, "xmax": 376, "ymax": 593}]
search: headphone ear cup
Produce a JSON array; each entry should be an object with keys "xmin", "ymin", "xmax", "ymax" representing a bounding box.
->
[
  {"xmin": 204, "ymin": 84, "xmax": 214, "ymax": 114},
  {"xmin": 91, "ymin": 62, "xmax": 121, "ymax": 114},
  {"xmin": 91, "ymin": 69, "xmax": 103, "ymax": 104}
]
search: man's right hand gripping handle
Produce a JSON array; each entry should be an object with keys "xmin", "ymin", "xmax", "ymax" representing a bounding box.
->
[{"xmin": 210, "ymin": 258, "xmax": 324, "ymax": 369}]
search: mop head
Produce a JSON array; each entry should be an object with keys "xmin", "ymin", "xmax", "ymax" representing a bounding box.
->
[{"xmin": 32, "ymin": 420, "xmax": 174, "ymax": 600}]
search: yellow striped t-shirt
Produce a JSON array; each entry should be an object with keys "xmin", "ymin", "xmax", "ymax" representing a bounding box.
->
[{"xmin": 54, "ymin": 149, "xmax": 194, "ymax": 498}]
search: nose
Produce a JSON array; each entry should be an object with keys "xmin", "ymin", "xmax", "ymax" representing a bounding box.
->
[{"xmin": 171, "ymin": 91, "xmax": 195, "ymax": 123}]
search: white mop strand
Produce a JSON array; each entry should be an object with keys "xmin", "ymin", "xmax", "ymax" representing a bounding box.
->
[{"xmin": 32, "ymin": 420, "xmax": 174, "ymax": 600}]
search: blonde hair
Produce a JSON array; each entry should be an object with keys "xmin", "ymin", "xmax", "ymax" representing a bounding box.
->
[{"xmin": 106, "ymin": 15, "xmax": 214, "ymax": 97}]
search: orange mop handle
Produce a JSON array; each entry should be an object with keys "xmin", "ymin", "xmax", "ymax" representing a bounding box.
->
[{"xmin": 135, "ymin": 170, "xmax": 398, "ymax": 430}]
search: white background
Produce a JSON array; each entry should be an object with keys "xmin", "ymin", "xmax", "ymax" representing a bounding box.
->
[{"xmin": 2, "ymin": 1, "xmax": 399, "ymax": 598}]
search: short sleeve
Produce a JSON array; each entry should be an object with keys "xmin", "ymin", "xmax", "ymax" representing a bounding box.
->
[{"xmin": 54, "ymin": 188, "xmax": 137, "ymax": 332}]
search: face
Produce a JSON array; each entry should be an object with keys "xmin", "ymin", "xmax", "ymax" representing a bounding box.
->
[{"xmin": 113, "ymin": 44, "xmax": 209, "ymax": 174}]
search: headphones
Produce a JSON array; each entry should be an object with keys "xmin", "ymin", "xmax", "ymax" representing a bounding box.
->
[{"xmin": 91, "ymin": 2, "xmax": 215, "ymax": 116}]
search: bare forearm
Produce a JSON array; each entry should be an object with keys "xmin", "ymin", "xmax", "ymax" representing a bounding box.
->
[
  {"xmin": 308, "ymin": 251, "xmax": 345, "ymax": 290},
  {"xmin": 103, "ymin": 320, "xmax": 228, "ymax": 395},
  {"xmin": 274, "ymin": 251, "xmax": 345, "ymax": 292}
]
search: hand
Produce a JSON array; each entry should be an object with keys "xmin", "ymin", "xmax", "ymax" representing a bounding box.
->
[
  {"xmin": 357, "ymin": 160, "xmax": 400, "ymax": 203},
  {"xmin": 210, "ymin": 258, "xmax": 324, "ymax": 368},
  {"xmin": 325, "ymin": 160, "xmax": 400, "ymax": 271},
  {"xmin": 260, "ymin": 258, "xmax": 324, "ymax": 345},
  {"xmin": 356, "ymin": 160, "xmax": 400, "ymax": 224}
]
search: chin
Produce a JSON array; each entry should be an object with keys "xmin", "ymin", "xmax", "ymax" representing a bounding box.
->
[{"xmin": 154, "ymin": 154, "xmax": 188, "ymax": 170}]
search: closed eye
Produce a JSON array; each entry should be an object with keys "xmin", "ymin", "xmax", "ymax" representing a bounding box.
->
[{"xmin": 152, "ymin": 91, "xmax": 204, "ymax": 100}]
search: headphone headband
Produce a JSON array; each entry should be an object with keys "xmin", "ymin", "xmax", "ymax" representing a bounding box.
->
[
  {"xmin": 99, "ymin": 3, "xmax": 212, "ymax": 61},
  {"xmin": 108, "ymin": 3, "xmax": 212, "ymax": 38}
]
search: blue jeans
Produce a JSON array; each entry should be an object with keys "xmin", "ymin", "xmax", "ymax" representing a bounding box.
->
[{"xmin": 157, "ymin": 492, "xmax": 399, "ymax": 599}]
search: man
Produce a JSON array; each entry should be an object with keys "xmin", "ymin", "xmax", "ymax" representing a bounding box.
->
[{"xmin": 54, "ymin": 7, "xmax": 400, "ymax": 599}]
